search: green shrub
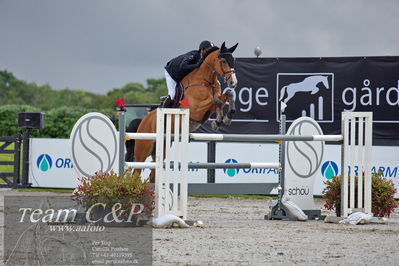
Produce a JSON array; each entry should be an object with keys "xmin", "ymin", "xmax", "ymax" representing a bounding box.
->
[
  {"xmin": 0, "ymin": 104, "xmax": 115, "ymax": 138},
  {"xmin": 40, "ymin": 106, "xmax": 95, "ymax": 138},
  {"xmin": 372, "ymin": 174, "xmax": 398, "ymax": 217},
  {"xmin": 0, "ymin": 105, "xmax": 41, "ymax": 136},
  {"xmin": 323, "ymin": 172, "xmax": 397, "ymax": 217}
]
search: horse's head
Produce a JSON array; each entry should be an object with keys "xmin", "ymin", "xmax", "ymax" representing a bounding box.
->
[
  {"xmin": 321, "ymin": 76, "xmax": 329, "ymax": 89},
  {"xmin": 215, "ymin": 42, "xmax": 238, "ymax": 88}
]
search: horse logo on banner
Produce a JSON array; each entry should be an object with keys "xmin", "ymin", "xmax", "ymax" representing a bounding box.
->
[
  {"xmin": 279, "ymin": 75, "xmax": 329, "ymax": 103},
  {"xmin": 276, "ymin": 73, "xmax": 334, "ymax": 122}
]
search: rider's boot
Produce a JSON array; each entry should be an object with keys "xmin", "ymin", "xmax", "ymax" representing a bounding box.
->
[{"xmin": 162, "ymin": 95, "xmax": 172, "ymax": 108}]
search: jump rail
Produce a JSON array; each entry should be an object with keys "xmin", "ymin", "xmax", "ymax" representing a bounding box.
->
[
  {"xmin": 125, "ymin": 132, "xmax": 344, "ymax": 142},
  {"xmin": 125, "ymin": 162, "xmax": 281, "ymax": 169},
  {"xmin": 120, "ymin": 108, "xmax": 373, "ymax": 219}
]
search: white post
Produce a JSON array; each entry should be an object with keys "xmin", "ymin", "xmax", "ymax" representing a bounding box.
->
[
  {"xmin": 154, "ymin": 108, "xmax": 189, "ymax": 219},
  {"xmin": 172, "ymin": 113, "xmax": 179, "ymax": 214},
  {"xmin": 364, "ymin": 113, "xmax": 373, "ymax": 214},
  {"xmin": 349, "ymin": 117, "xmax": 356, "ymax": 210},
  {"xmin": 341, "ymin": 113, "xmax": 350, "ymax": 217},
  {"xmin": 341, "ymin": 112, "xmax": 373, "ymax": 217},
  {"xmin": 180, "ymin": 110, "xmax": 189, "ymax": 219},
  {"xmin": 155, "ymin": 109, "xmax": 165, "ymax": 218}
]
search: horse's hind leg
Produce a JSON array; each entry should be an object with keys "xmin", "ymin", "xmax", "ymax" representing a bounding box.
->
[
  {"xmin": 222, "ymin": 90, "xmax": 235, "ymax": 125},
  {"xmin": 211, "ymin": 98, "xmax": 223, "ymax": 131}
]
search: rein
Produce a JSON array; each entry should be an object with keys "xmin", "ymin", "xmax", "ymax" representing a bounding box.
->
[
  {"xmin": 183, "ymin": 50, "xmax": 235, "ymax": 101},
  {"xmin": 184, "ymin": 60, "xmax": 218, "ymax": 90}
]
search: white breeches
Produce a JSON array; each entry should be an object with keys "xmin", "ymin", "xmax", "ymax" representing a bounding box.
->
[{"xmin": 164, "ymin": 70, "xmax": 177, "ymax": 100}]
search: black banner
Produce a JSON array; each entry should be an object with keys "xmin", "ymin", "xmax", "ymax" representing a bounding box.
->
[{"xmin": 197, "ymin": 56, "xmax": 399, "ymax": 145}]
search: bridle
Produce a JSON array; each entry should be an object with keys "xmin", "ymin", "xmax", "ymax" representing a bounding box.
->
[
  {"xmin": 184, "ymin": 49, "xmax": 236, "ymax": 93},
  {"xmin": 218, "ymin": 52, "xmax": 236, "ymax": 78},
  {"xmin": 202, "ymin": 52, "xmax": 235, "ymax": 84}
]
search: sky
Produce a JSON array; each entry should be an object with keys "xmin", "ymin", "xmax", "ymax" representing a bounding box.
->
[{"xmin": 0, "ymin": 0, "xmax": 398, "ymax": 94}]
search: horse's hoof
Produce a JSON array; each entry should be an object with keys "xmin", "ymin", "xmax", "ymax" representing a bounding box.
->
[
  {"xmin": 223, "ymin": 116, "xmax": 232, "ymax": 126},
  {"xmin": 211, "ymin": 121, "xmax": 220, "ymax": 131}
]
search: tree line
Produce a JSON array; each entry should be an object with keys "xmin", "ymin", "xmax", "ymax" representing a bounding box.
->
[
  {"xmin": 0, "ymin": 70, "xmax": 166, "ymax": 137},
  {"xmin": 0, "ymin": 70, "xmax": 166, "ymax": 109}
]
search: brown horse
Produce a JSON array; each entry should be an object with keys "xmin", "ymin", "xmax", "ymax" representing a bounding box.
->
[{"xmin": 132, "ymin": 42, "xmax": 238, "ymax": 181}]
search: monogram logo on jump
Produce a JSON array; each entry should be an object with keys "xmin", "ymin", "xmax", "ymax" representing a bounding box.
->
[
  {"xmin": 70, "ymin": 113, "xmax": 118, "ymax": 178},
  {"xmin": 276, "ymin": 73, "xmax": 334, "ymax": 122}
]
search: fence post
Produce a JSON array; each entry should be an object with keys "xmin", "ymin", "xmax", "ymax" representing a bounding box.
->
[
  {"xmin": 207, "ymin": 141, "xmax": 216, "ymax": 183},
  {"xmin": 118, "ymin": 108, "xmax": 126, "ymax": 176},
  {"xmin": 21, "ymin": 130, "xmax": 31, "ymax": 188}
]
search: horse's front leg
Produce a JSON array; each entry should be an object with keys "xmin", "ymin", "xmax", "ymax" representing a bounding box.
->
[
  {"xmin": 133, "ymin": 139, "xmax": 155, "ymax": 182},
  {"xmin": 222, "ymin": 89, "xmax": 235, "ymax": 125},
  {"xmin": 211, "ymin": 98, "xmax": 223, "ymax": 131}
]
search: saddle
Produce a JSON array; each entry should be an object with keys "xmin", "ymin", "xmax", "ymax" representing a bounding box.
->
[{"xmin": 160, "ymin": 83, "xmax": 184, "ymax": 108}]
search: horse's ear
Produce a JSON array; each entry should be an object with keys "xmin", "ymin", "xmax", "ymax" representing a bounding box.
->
[
  {"xmin": 227, "ymin": 43, "xmax": 238, "ymax": 53},
  {"xmin": 220, "ymin": 42, "xmax": 226, "ymax": 52}
]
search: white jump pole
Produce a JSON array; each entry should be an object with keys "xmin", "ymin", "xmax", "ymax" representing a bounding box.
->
[{"xmin": 341, "ymin": 112, "xmax": 373, "ymax": 217}]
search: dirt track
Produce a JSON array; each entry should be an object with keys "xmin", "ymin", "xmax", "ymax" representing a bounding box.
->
[
  {"xmin": 1, "ymin": 190, "xmax": 398, "ymax": 265},
  {"xmin": 153, "ymin": 196, "xmax": 399, "ymax": 266}
]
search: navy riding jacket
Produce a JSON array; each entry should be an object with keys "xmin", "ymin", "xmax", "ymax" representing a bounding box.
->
[{"xmin": 165, "ymin": 50, "xmax": 202, "ymax": 82}]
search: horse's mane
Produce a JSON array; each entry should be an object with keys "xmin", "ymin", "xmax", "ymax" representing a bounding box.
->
[{"xmin": 202, "ymin": 46, "xmax": 219, "ymax": 59}]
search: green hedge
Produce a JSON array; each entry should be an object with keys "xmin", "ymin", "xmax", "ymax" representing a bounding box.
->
[
  {"xmin": 0, "ymin": 105, "xmax": 41, "ymax": 136},
  {"xmin": 0, "ymin": 105, "xmax": 115, "ymax": 138}
]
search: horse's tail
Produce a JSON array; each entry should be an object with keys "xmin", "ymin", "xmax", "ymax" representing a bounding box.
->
[
  {"xmin": 125, "ymin": 118, "xmax": 142, "ymax": 162},
  {"xmin": 279, "ymin": 86, "xmax": 287, "ymax": 102}
]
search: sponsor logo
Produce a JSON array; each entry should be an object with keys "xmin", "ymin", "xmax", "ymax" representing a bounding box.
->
[
  {"xmin": 371, "ymin": 166, "xmax": 398, "ymax": 178},
  {"xmin": 70, "ymin": 113, "xmax": 118, "ymax": 177},
  {"xmin": 276, "ymin": 73, "xmax": 334, "ymax": 122},
  {"xmin": 223, "ymin": 158, "xmax": 239, "ymax": 177},
  {"xmin": 286, "ymin": 117, "xmax": 324, "ymax": 179},
  {"xmin": 222, "ymin": 158, "xmax": 278, "ymax": 177},
  {"xmin": 37, "ymin": 154, "xmax": 52, "ymax": 172},
  {"xmin": 321, "ymin": 161, "xmax": 398, "ymax": 180},
  {"xmin": 342, "ymin": 79, "xmax": 399, "ymax": 122},
  {"xmin": 321, "ymin": 161, "xmax": 339, "ymax": 180},
  {"xmin": 36, "ymin": 154, "xmax": 73, "ymax": 172},
  {"xmin": 287, "ymin": 187, "xmax": 310, "ymax": 196}
]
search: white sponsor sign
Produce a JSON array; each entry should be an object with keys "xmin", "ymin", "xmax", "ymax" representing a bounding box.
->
[
  {"xmin": 284, "ymin": 117, "xmax": 324, "ymax": 211},
  {"xmin": 70, "ymin": 112, "xmax": 119, "ymax": 178},
  {"xmin": 29, "ymin": 138, "xmax": 80, "ymax": 188}
]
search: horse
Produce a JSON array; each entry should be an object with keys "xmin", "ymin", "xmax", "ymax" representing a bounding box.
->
[
  {"xmin": 131, "ymin": 42, "xmax": 238, "ymax": 182},
  {"xmin": 279, "ymin": 75, "xmax": 329, "ymax": 103},
  {"xmin": 125, "ymin": 118, "xmax": 142, "ymax": 162}
]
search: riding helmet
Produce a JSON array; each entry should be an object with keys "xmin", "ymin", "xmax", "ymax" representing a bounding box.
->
[{"xmin": 199, "ymin": 40, "xmax": 213, "ymax": 51}]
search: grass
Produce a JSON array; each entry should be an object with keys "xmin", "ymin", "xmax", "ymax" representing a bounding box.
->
[
  {"xmin": 0, "ymin": 141, "xmax": 16, "ymax": 184},
  {"xmin": 17, "ymin": 188, "xmax": 74, "ymax": 193}
]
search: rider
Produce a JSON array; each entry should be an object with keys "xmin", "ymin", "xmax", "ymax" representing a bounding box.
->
[{"xmin": 162, "ymin": 40, "xmax": 214, "ymax": 108}]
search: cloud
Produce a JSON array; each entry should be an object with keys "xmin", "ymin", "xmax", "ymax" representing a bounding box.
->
[{"xmin": 0, "ymin": 0, "xmax": 398, "ymax": 93}]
